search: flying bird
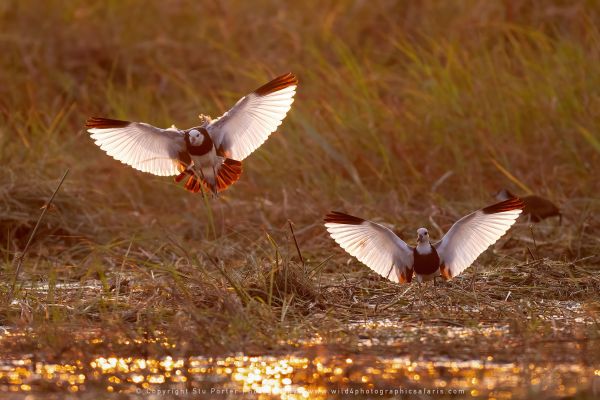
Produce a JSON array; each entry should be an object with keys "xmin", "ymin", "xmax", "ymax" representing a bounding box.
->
[
  {"xmin": 495, "ymin": 188, "xmax": 561, "ymax": 224},
  {"xmin": 324, "ymin": 198, "xmax": 524, "ymax": 284},
  {"xmin": 86, "ymin": 73, "xmax": 298, "ymax": 195}
]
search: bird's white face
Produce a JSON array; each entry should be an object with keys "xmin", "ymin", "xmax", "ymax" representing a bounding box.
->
[
  {"xmin": 494, "ymin": 188, "xmax": 516, "ymax": 202},
  {"xmin": 417, "ymin": 228, "xmax": 429, "ymax": 244},
  {"xmin": 495, "ymin": 189, "xmax": 508, "ymax": 201},
  {"xmin": 188, "ymin": 129, "xmax": 204, "ymax": 146}
]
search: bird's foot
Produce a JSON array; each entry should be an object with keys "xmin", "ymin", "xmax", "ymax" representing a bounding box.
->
[{"xmin": 198, "ymin": 114, "xmax": 213, "ymax": 126}]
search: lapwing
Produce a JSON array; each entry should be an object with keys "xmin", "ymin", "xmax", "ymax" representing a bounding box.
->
[
  {"xmin": 324, "ymin": 198, "xmax": 524, "ymax": 284},
  {"xmin": 495, "ymin": 189, "xmax": 561, "ymax": 224},
  {"xmin": 86, "ymin": 73, "xmax": 298, "ymax": 195}
]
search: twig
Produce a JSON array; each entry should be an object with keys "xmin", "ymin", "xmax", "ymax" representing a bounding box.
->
[
  {"xmin": 529, "ymin": 224, "xmax": 539, "ymax": 260},
  {"xmin": 115, "ymin": 238, "xmax": 134, "ymax": 301},
  {"xmin": 9, "ymin": 169, "xmax": 69, "ymax": 299},
  {"xmin": 288, "ymin": 220, "xmax": 305, "ymax": 268},
  {"xmin": 379, "ymin": 286, "xmax": 413, "ymax": 311},
  {"xmin": 526, "ymin": 247, "xmax": 536, "ymax": 261}
]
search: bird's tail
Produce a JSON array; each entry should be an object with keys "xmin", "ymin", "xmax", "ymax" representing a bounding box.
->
[
  {"xmin": 175, "ymin": 159, "xmax": 242, "ymax": 194},
  {"xmin": 215, "ymin": 158, "xmax": 243, "ymax": 192}
]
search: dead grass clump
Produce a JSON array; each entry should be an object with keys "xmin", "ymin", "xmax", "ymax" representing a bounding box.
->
[
  {"xmin": 481, "ymin": 259, "xmax": 600, "ymax": 300},
  {"xmin": 243, "ymin": 261, "xmax": 319, "ymax": 308},
  {"xmin": 188, "ymin": 283, "xmax": 245, "ymax": 317}
]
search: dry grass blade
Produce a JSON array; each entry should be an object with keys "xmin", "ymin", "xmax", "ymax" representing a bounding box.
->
[
  {"xmin": 489, "ymin": 158, "xmax": 532, "ymax": 194},
  {"xmin": 9, "ymin": 169, "xmax": 69, "ymax": 300}
]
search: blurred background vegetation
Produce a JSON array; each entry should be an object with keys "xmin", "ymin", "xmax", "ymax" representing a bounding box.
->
[
  {"xmin": 0, "ymin": 0, "xmax": 599, "ymax": 354},
  {"xmin": 2, "ymin": 0, "xmax": 599, "ymax": 218}
]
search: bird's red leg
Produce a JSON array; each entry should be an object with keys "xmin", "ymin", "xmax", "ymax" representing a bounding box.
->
[
  {"xmin": 211, "ymin": 165, "xmax": 219, "ymax": 197},
  {"xmin": 175, "ymin": 170, "xmax": 189, "ymax": 183}
]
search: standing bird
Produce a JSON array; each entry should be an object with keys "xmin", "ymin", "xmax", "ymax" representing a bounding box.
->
[
  {"xmin": 494, "ymin": 188, "xmax": 561, "ymax": 224},
  {"xmin": 324, "ymin": 198, "xmax": 524, "ymax": 283},
  {"xmin": 86, "ymin": 73, "xmax": 298, "ymax": 195}
]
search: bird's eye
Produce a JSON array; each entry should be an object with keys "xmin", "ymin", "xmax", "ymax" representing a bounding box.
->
[{"xmin": 424, "ymin": 232, "xmax": 428, "ymax": 235}]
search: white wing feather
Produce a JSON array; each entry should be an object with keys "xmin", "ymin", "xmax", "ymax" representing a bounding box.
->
[
  {"xmin": 87, "ymin": 120, "xmax": 185, "ymax": 176},
  {"xmin": 435, "ymin": 199, "xmax": 523, "ymax": 278},
  {"xmin": 207, "ymin": 73, "xmax": 297, "ymax": 161},
  {"xmin": 325, "ymin": 212, "xmax": 414, "ymax": 283}
]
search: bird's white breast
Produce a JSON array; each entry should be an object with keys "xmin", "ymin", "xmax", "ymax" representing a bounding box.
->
[
  {"xmin": 191, "ymin": 148, "xmax": 218, "ymax": 167},
  {"xmin": 416, "ymin": 242, "xmax": 433, "ymax": 255}
]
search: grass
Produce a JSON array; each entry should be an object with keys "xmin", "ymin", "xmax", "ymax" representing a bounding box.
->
[{"xmin": 0, "ymin": 0, "xmax": 599, "ymax": 397}]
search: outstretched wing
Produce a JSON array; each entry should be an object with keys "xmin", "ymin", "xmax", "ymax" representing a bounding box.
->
[
  {"xmin": 86, "ymin": 117, "xmax": 186, "ymax": 176},
  {"xmin": 207, "ymin": 72, "xmax": 298, "ymax": 161},
  {"xmin": 434, "ymin": 198, "xmax": 524, "ymax": 279},
  {"xmin": 324, "ymin": 211, "xmax": 414, "ymax": 283}
]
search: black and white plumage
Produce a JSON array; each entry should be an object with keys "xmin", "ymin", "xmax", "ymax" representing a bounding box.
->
[
  {"xmin": 85, "ymin": 73, "xmax": 298, "ymax": 194},
  {"xmin": 324, "ymin": 198, "xmax": 524, "ymax": 283}
]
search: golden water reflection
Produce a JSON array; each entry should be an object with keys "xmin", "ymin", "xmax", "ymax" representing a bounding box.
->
[{"xmin": 1, "ymin": 354, "xmax": 597, "ymax": 398}]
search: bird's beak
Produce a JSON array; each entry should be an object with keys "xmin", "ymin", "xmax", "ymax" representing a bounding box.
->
[{"xmin": 417, "ymin": 234, "xmax": 423, "ymax": 243}]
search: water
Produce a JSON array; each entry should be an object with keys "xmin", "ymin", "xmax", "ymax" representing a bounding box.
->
[
  {"xmin": 1, "ymin": 315, "xmax": 598, "ymax": 399},
  {"xmin": 1, "ymin": 353, "xmax": 598, "ymax": 399},
  {"xmin": 2, "ymin": 284, "xmax": 598, "ymax": 399}
]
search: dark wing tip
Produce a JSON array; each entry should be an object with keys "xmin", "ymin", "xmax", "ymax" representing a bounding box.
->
[
  {"xmin": 482, "ymin": 198, "xmax": 525, "ymax": 214},
  {"xmin": 254, "ymin": 72, "xmax": 298, "ymax": 96},
  {"xmin": 324, "ymin": 211, "xmax": 365, "ymax": 225},
  {"xmin": 85, "ymin": 117, "xmax": 131, "ymax": 129}
]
